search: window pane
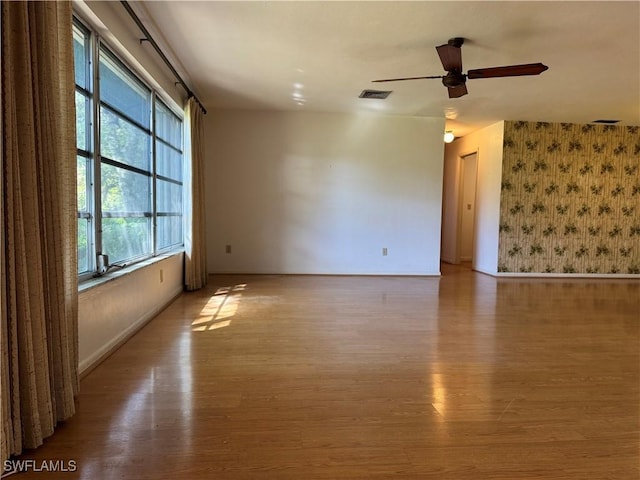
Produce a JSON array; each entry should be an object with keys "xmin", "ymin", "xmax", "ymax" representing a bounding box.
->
[
  {"xmin": 155, "ymin": 101, "xmax": 182, "ymax": 149},
  {"xmin": 75, "ymin": 90, "xmax": 88, "ymax": 151},
  {"xmin": 102, "ymin": 217, "xmax": 151, "ymax": 263},
  {"xmin": 154, "ymin": 99, "xmax": 183, "ymax": 253},
  {"xmin": 77, "ymin": 156, "xmax": 87, "ymax": 211},
  {"xmin": 157, "ymin": 179, "xmax": 182, "ymax": 214},
  {"xmin": 73, "ymin": 26, "xmax": 88, "ymax": 89},
  {"xmin": 157, "ymin": 142, "xmax": 182, "ymax": 181},
  {"xmin": 78, "ymin": 218, "xmax": 90, "ymax": 273},
  {"xmin": 100, "ymin": 108, "xmax": 151, "ymax": 171},
  {"xmin": 157, "ymin": 216, "xmax": 182, "ymax": 250},
  {"xmin": 99, "ymin": 47, "xmax": 150, "ymax": 128},
  {"xmin": 101, "ymin": 164, "xmax": 150, "ymax": 213}
]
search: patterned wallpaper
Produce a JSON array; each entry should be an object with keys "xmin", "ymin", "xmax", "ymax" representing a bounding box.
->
[{"xmin": 498, "ymin": 121, "xmax": 640, "ymax": 274}]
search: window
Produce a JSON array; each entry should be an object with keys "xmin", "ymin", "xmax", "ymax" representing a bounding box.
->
[
  {"xmin": 74, "ymin": 23, "xmax": 92, "ymax": 274},
  {"xmin": 73, "ymin": 20, "xmax": 184, "ymax": 278},
  {"xmin": 99, "ymin": 46, "xmax": 153, "ymax": 264},
  {"xmin": 155, "ymin": 100, "xmax": 184, "ymax": 250}
]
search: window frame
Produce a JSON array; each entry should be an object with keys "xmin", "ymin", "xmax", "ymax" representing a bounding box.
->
[
  {"xmin": 154, "ymin": 98, "xmax": 185, "ymax": 252},
  {"xmin": 74, "ymin": 16, "xmax": 185, "ymax": 283},
  {"xmin": 74, "ymin": 20, "xmax": 95, "ymax": 277}
]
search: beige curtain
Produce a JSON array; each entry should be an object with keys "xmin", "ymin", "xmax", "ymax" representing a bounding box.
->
[
  {"xmin": 184, "ymin": 97, "xmax": 207, "ymax": 291},
  {"xmin": 1, "ymin": 0, "xmax": 78, "ymax": 461}
]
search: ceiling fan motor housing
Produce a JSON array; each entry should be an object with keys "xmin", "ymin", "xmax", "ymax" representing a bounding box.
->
[{"xmin": 442, "ymin": 71, "xmax": 466, "ymax": 88}]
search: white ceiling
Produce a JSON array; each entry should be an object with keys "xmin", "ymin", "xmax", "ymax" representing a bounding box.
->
[{"xmin": 138, "ymin": 1, "xmax": 639, "ymax": 137}]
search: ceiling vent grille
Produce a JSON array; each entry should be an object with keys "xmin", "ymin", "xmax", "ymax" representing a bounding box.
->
[{"xmin": 359, "ymin": 89, "xmax": 392, "ymax": 99}]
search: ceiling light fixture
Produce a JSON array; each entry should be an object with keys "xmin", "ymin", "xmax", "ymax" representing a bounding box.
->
[{"xmin": 444, "ymin": 131, "xmax": 455, "ymax": 143}]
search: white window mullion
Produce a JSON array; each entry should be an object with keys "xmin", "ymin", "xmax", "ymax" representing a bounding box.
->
[
  {"xmin": 152, "ymin": 92, "xmax": 158, "ymax": 256},
  {"xmin": 93, "ymin": 37, "xmax": 103, "ymax": 270}
]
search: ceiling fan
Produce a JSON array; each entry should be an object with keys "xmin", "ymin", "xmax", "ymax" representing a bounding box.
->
[{"xmin": 372, "ymin": 37, "xmax": 548, "ymax": 98}]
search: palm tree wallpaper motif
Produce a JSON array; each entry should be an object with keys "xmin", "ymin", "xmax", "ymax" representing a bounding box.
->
[{"xmin": 498, "ymin": 121, "xmax": 640, "ymax": 274}]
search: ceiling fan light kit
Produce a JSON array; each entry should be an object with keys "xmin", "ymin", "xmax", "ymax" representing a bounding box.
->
[{"xmin": 373, "ymin": 37, "xmax": 548, "ymax": 99}]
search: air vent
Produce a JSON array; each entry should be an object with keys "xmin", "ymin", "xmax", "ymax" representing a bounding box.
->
[
  {"xmin": 592, "ymin": 119, "xmax": 620, "ymax": 124},
  {"xmin": 359, "ymin": 89, "xmax": 392, "ymax": 99}
]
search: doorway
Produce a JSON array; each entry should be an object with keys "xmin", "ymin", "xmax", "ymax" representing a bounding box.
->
[{"xmin": 459, "ymin": 152, "xmax": 478, "ymax": 264}]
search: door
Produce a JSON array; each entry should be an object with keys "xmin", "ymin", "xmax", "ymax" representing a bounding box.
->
[{"xmin": 460, "ymin": 153, "xmax": 478, "ymax": 262}]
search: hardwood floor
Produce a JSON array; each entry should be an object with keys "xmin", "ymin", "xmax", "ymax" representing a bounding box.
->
[{"xmin": 12, "ymin": 265, "xmax": 640, "ymax": 479}]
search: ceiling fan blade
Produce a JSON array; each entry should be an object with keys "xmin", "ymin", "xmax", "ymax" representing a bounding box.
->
[
  {"xmin": 372, "ymin": 75, "xmax": 442, "ymax": 83},
  {"xmin": 467, "ymin": 63, "xmax": 549, "ymax": 79},
  {"xmin": 436, "ymin": 43, "xmax": 463, "ymax": 72},
  {"xmin": 447, "ymin": 84, "xmax": 468, "ymax": 98}
]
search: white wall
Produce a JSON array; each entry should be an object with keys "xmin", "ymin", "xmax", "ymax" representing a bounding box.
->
[
  {"xmin": 441, "ymin": 136, "xmax": 462, "ymax": 264},
  {"xmin": 205, "ymin": 110, "xmax": 445, "ymax": 275},
  {"xmin": 442, "ymin": 121, "xmax": 504, "ymax": 274},
  {"xmin": 78, "ymin": 253, "xmax": 183, "ymax": 374}
]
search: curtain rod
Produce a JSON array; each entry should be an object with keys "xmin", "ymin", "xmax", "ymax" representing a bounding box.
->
[{"xmin": 120, "ymin": 1, "xmax": 207, "ymax": 115}]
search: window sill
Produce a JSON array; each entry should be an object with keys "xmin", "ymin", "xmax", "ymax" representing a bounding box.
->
[{"xmin": 78, "ymin": 250, "xmax": 184, "ymax": 293}]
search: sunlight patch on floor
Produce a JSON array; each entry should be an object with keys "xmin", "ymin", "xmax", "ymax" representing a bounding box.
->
[{"xmin": 192, "ymin": 284, "xmax": 246, "ymax": 332}]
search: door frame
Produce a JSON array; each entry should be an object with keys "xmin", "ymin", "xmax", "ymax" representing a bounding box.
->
[{"xmin": 449, "ymin": 149, "xmax": 479, "ymax": 266}]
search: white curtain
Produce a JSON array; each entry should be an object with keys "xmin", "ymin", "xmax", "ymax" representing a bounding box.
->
[
  {"xmin": 184, "ymin": 97, "xmax": 207, "ymax": 291},
  {"xmin": 1, "ymin": 0, "xmax": 78, "ymax": 461}
]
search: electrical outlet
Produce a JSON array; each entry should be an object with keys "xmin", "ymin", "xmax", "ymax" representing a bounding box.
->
[
  {"xmin": 382, "ymin": 247, "xmax": 388, "ymax": 256},
  {"xmin": 225, "ymin": 244, "xmax": 232, "ymax": 254}
]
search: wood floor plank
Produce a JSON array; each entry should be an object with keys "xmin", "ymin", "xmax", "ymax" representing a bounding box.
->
[{"xmin": 9, "ymin": 264, "xmax": 640, "ymax": 479}]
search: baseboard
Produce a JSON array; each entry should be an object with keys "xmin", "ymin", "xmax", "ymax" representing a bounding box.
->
[
  {"xmin": 79, "ymin": 286, "xmax": 183, "ymax": 378},
  {"xmin": 471, "ymin": 266, "xmax": 497, "ymax": 276},
  {"xmin": 440, "ymin": 256, "xmax": 458, "ymax": 265},
  {"xmin": 207, "ymin": 271, "xmax": 442, "ymax": 277},
  {"xmin": 495, "ymin": 272, "xmax": 640, "ymax": 279}
]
